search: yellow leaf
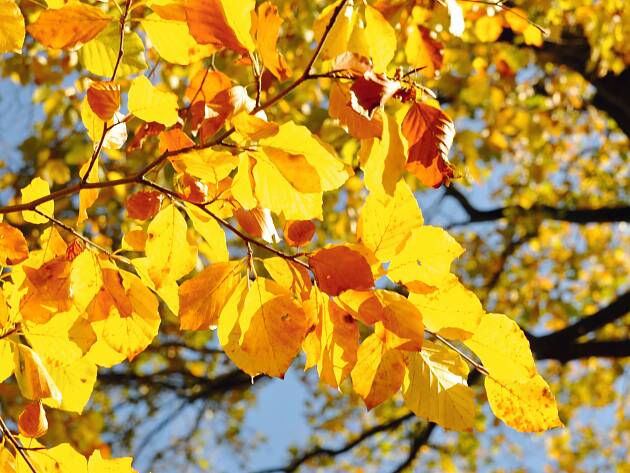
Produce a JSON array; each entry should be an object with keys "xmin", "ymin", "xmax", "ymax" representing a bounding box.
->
[
  {"xmin": 361, "ymin": 113, "xmax": 406, "ymax": 195},
  {"xmin": 388, "ymin": 226, "xmax": 463, "ymax": 290},
  {"xmin": 102, "ymin": 270, "xmax": 160, "ymax": 360},
  {"xmin": 474, "ymin": 15, "xmax": 503, "ymax": 43},
  {"xmin": 170, "ymin": 149, "xmax": 238, "ymax": 183},
  {"xmin": 70, "ymin": 250, "xmax": 104, "ymax": 313},
  {"xmin": 0, "ymin": 447, "xmax": 16, "ymax": 473},
  {"xmin": 88, "ymin": 450, "xmax": 138, "ymax": 473},
  {"xmin": 261, "ymin": 121, "xmax": 350, "ymax": 192},
  {"xmin": 78, "ymin": 159, "xmax": 100, "ymax": 224},
  {"xmin": 23, "ymin": 308, "xmax": 86, "ymax": 364},
  {"xmin": 13, "ymin": 343, "xmax": 62, "ymax": 406},
  {"xmin": 128, "ymin": 75, "xmax": 179, "ymax": 126},
  {"xmin": 357, "ymin": 180, "xmax": 423, "ymax": 263},
  {"xmin": 408, "ymin": 278, "xmax": 483, "ymax": 339},
  {"xmin": 218, "ymin": 277, "xmax": 307, "ymax": 377},
  {"xmin": 263, "ymin": 257, "xmax": 312, "ymax": 301},
  {"xmin": 313, "ymin": 1, "xmax": 354, "ymax": 60},
  {"xmin": 21, "ymin": 177, "xmax": 54, "ymax": 224},
  {"xmin": 145, "ymin": 204, "xmax": 197, "ymax": 288},
  {"xmin": 42, "ymin": 356, "xmax": 97, "ymax": 414},
  {"xmin": 185, "ymin": 205, "xmax": 228, "ymax": 263},
  {"xmin": 464, "ymin": 313, "xmax": 537, "ymax": 380},
  {"xmin": 142, "ymin": 13, "xmax": 214, "ymax": 65},
  {"xmin": 485, "ymin": 374, "xmax": 563, "ymax": 432},
  {"xmin": 364, "ymin": 5, "xmax": 396, "ymax": 72},
  {"xmin": 0, "ymin": 338, "xmax": 14, "ymax": 382},
  {"xmin": 0, "ymin": 0, "xmax": 25, "ymax": 53},
  {"xmin": 178, "ymin": 261, "xmax": 242, "ymax": 330},
  {"xmin": 79, "ymin": 24, "xmax": 147, "ymax": 77},
  {"xmin": 405, "ymin": 25, "xmax": 443, "ymax": 78},
  {"xmin": 0, "ymin": 222, "xmax": 29, "ymax": 265},
  {"xmin": 305, "ymin": 287, "xmax": 358, "ymax": 388},
  {"xmin": 523, "ymin": 23, "xmax": 543, "ymax": 46},
  {"xmin": 17, "ymin": 442, "xmax": 87, "ymax": 472},
  {"xmin": 402, "ymin": 340, "xmax": 475, "ymax": 431},
  {"xmin": 27, "ymin": 3, "xmax": 111, "ymax": 49},
  {"xmin": 232, "ymin": 112, "xmax": 280, "ymax": 140},
  {"xmin": 351, "ymin": 334, "xmax": 405, "ymax": 409}
]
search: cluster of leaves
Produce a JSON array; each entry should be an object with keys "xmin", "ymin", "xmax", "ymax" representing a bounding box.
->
[{"xmin": 0, "ymin": 0, "xmax": 579, "ymax": 470}]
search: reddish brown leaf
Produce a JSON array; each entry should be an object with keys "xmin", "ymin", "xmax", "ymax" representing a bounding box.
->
[
  {"xmin": 349, "ymin": 70, "xmax": 401, "ymax": 119},
  {"xmin": 234, "ymin": 207, "xmax": 279, "ymax": 244},
  {"xmin": 401, "ymin": 102, "xmax": 455, "ymax": 188},
  {"xmin": 0, "ymin": 222, "xmax": 28, "ymax": 265},
  {"xmin": 158, "ymin": 127, "xmax": 195, "ymax": 154},
  {"xmin": 185, "ymin": 0, "xmax": 249, "ymax": 54},
  {"xmin": 329, "ymin": 82, "xmax": 383, "ymax": 139},
  {"xmin": 65, "ymin": 239, "xmax": 85, "ymax": 262},
  {"xmin": 283, "ymin": 220, "xmax": 315, "ymax": 247},
  {"xmin": 126, "ymin": 190, "xmax": 164, "ymax": 221},
  {"xmin": 178, "ymin": 173, "xmax": 208, "ymax": 203},
  {"xmin": 309, "ymin": 246, "xmax": 375, "ymax": 296},
  {"xmin": 185, "ymin": 69, "xmax": 232, "ymax": 105},
  {"xmin": 87, "ymin": 81, "xmax": 120, "ymax": 121}
]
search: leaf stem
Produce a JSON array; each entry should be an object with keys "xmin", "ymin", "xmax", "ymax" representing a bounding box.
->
[{"xmin": 0, "ymin": 415, "xmax": 39, "ymax": 473}]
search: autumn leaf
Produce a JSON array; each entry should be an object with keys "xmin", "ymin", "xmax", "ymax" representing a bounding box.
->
[
  {"xmin": 351, "ymin": 334, "xmax": 405, "ymax": 409},
  {"xmin": 262, "ymin": 257, "xmax": 312, "ymax": 301},
  {"xmin": 18, "ymin": 401, "xmax": 48, "ymax": 438},
  {"xmin": 87, "ymin": 81, "xmax": 120, "ymax": 121},
  {"xmin": 179, "ymin": 261, "xmax": 242, "ymax": 330},
  {"xmin": 485, "ymin": 374, "xmax": 563, "ymax": 432},
  {"xmin": 0, "ymin": 0, "xmax": 25, "ymax": 53},
  {"xmin": 329, "ymin": 81, "xmax": 383, "ymax": 140},
  {"xmin": 309, "ymin": 245, "xmax": 374, "ymax": 296},
  {"xmin": 254, "ymin": 2, "xmax": 292, "ymax": 81},
  {"xmin": 13, "ymin": 343, "xmax": 62, "ymax": 406},
  {"xmin": 21, "ymin": 177, "xmax": 54, "ymax": 224},
  {"xmin": 79, "ymin": 24, "xmax": 147, "ymax": 77},
  {"xmin": 401, "ymin": 101, "xmax": 455, "ymax": 188},
  {"xmin": 218, "ymin": 277, "xmax": 307, "ymax": 378},
  {"xmin": 27, "ymin": 3, "xmax": 112, "ymax": 50},
  {"xmin": 364, "ymin": 5, "xmax": 396, "ymax": 72},
  {"xmin": 475, "ymin": 15, "xmax": 504, "ymax": 42},
  {"xmin": 128, "ymin": 76, "xmax": 179, "ymax": 126},
  {"xmin": 42, "ymin": 356, "xmax": 97, "ymax": 413},
  {"xmin": 126, "ymin": 190, "xmax": 163, "ymax": 221},
  {"xmin": 283, "ymin": 220, "xmax": 315, "ymax": 247},
  {"xmin": 185, "ymin": 0, "xmax": 255, "ymax": 54},
  {"xmin": 357, "ymin": 180, "xmax": 423, "ymax": 263},
  {"xmin": 405, "ymin": 26, "xmax": 443, "ymax": 78},
  {"xmin": 78, "ymin": 159, "xmax": 100, "ymax": 224},
  {"xmin": 80, "ymin": 97, "xmax": 128, "ymax": 150},
  {"xmin": 403, "ymin": 341, "xmax": 475, "ymax": 431},
  {"xmin": 0, "ymin": 222, "xmax": 28, "ymax": 265}
]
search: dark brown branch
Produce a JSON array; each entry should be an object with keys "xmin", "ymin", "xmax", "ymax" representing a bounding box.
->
[
  {"xmin": 252, "ymin": 413, "xmax": 414, "ymax": 473},
  {"xmin": 389, "ymin": 423, "xmax": 437, "ymax": 473},
  {"xmin": 445, "ymin": 186, "xmax": 630, "ymax": 225},
  {"xmin": 535, "ymin": 339, "xmax": 630, "ymax": 362}
]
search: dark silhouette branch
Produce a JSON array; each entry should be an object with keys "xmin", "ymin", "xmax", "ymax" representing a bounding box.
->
[
  {"xmin": 445, "ymin": 186, "xmax": 630, "ymax": 225},
  {"xmin": 389, "ymin": 423, "xmax": 437, "ymax": 473},
  {"xmin": 535, "ymin": 340, "xmax": 630, "ymax": 362}
]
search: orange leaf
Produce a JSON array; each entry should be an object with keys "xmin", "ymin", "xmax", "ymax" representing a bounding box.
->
[
  {"xmin": 283, "ymin": 220, "xmax": 315, "ymax": 247},
  {"xmin": 254, "ymin": 2, "xmax": 292, "ymax": 81},
  {"xmin": 185, "ymin": 69, "xmax": 232, "ymax": 105},
  {"xmin": 234, "ymin": 207, "xmax": 280, "ymax": 244},
  {"xmin": 405, "ymin": 26, "xmax": 443, "ymax": 78},
  {"xmin": 18, "ymin": 402, "xmax": 48, "ymax": 439},
  {"xmin": 351, "ymin": 334, "xmax": 405, "ymax": 409},
  {"xmin": 27, "ymin": 3, "xmax": 111, "ymax": 50},
  {"xmin": 0, "ymin": 222, "xmax": 28, "ymax": 265},
  {"xmin": 401, "ymin": 102, "xmax": 455, "ymax": 188},
  {"xmin": 87, "ymin": 81, "xmax": 120, "ymax": 121},
  {"xmin": 309, "ymin": 246, "xmax": 374, "ymax": 296},
  {"xmin": 158, "ymin": 127, "xmax": 195, "ymax": 154},
  {"xmin": 125, "ymin": 190, "xmax": 163, "ymax": 221},
  {"xmin": 185, "ymin": 0, "xmax": 251, "ymax": 54}
]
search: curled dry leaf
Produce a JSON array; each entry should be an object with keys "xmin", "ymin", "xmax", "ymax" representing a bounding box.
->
[
  {"xmin": 18, "ymin": 401, "xmax": 48, "ymax": 438},
  {"xmin": 349, "ymin": 70, "xmax": 401, "ymax": 119},
  {"xmin": 401, "ymin": 101, "xmax": 455, "ymax": 188},
  {"xmin": 126, "ymin": 190, "xmax": 163, "ymax": 221},
  {"xmin": 283, "ymin": 220, "xmax": 316, "ymax": 247},
  {"xmin": 87, "ymin": 81, "xmax": 121, "ymax": 121}
]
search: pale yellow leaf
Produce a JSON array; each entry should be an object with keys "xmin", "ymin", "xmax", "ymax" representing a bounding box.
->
[{"xmin": 128, "ymin": 75, "xmax": 179, "ymax": 126}]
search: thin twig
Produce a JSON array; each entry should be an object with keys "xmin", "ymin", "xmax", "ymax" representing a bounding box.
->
[
  {"xmin": 0, "ymin": 415, "xmax": 39, "ymax": 473},
  {"xmin": 428, "ymin": 330, "xmax": 490, "ymax": 376}
]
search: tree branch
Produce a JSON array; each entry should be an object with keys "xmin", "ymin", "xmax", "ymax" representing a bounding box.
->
[
  {"xmin": 535, "ymin": 339, "xmax": 630, "ymax": 362},
  {"xmin": 389, "ymin": 423, "xmax": 437, "ymax": 473},
  {"xmin": 445, "ymin": 186, "xmax": 630, "ymax": 225}
]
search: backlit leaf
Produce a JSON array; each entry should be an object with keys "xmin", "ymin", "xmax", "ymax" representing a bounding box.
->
[
  {"xmin": 13, "ymin": 343, "xmax": 62, "ymax": 405},
  {"xmin": 21, "ymin": 177, "xmax": 54, "ymax": 224},
  {"xmin": 403, "ymin": 340, "xmax": 475, "ymax": 431},
  {"xmin": 18, "ymin": 401, "xmax": 48, "ymax": 438},
  {"xmin": 42, "ymin": 356, "xmax": 97, "ymax": 413},
  {"xmin": 87, "ymin": 81, "xmax": 120, "ymax": 121},
  {"xmin": 128, "ymin": 76, "xmax": 179, "ymax": 127},
  {"xmin": 254, "ymin": 2, "xmax": 292, "ymax": 81},
  {"xmin": 405, "ymin": 26, "xmax": 443, "ymax": 78},
  {"xmin": 27, "ymin": 3, "xmax": 111, "ymax": 49},
  {"xmin": 0, "ymin": 222, "xmax": 28, "ymax": 265},
  {"xmin": 218, "ymin": 277, "xmax": 307, "ymax": 378},
  {"xmin": 401, "ymin": 101, "xmax": 455, "ymax": 188},
  {"xmin": 364, "ymin": 5, "xmax": 396, "ymax": 72},
  {"xmin": 126, "ymin": 190, "xmax": 163, "ymax": 221},
  {"xmin": 179, "ymin": 261, "xmax": 242, "ymax": 330},
  {"xmin": 0, "ymin": 0, "xmax": 25, "ymax": 53},
  {"xmin": 283, "ymin": 220, "xmax": 315, "ymax": 247},
  {"xmin": 79, "ymin": 24, "xmax": 147, "ymax": 77}
]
